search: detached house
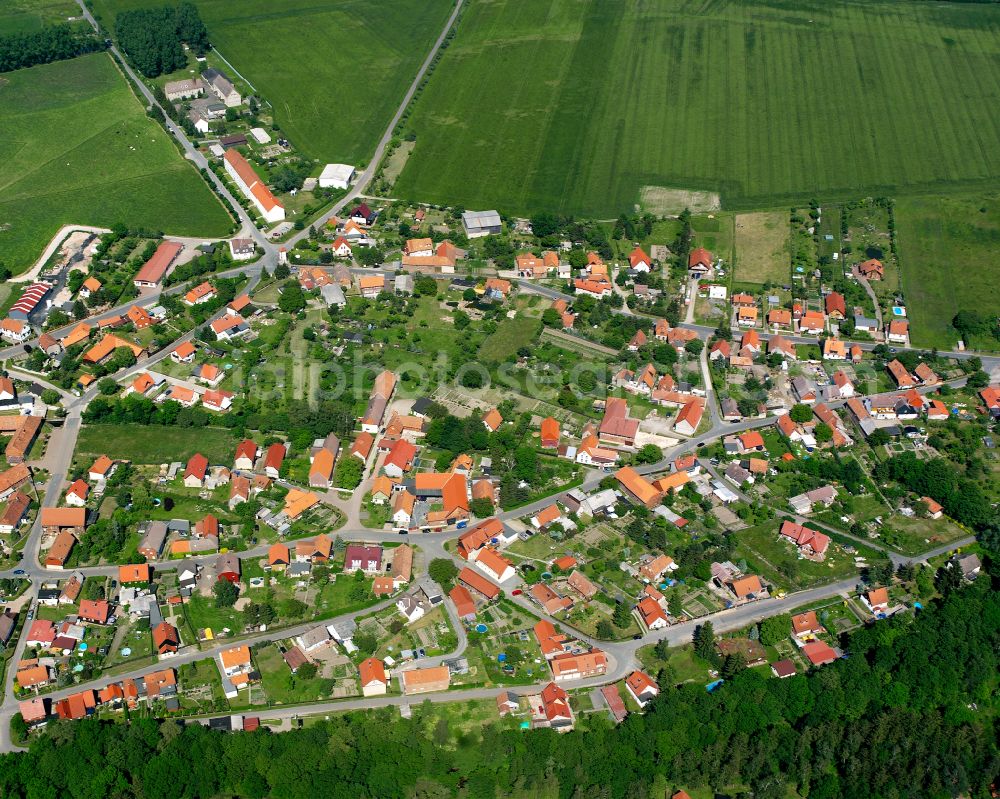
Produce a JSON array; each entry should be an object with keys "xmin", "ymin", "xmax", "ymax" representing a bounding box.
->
[
  {"xmin": 688, "ymin": 247, "xmax": 713, "ymax": 276},
  {"xmin": 184, "ymin": 453, "xmax": 208, "ymax": 488}
]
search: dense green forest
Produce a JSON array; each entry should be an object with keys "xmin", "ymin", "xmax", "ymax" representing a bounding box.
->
[
  {"xmin": 2, "ymin": 561, "xmax": 997, "ymax": 799},
  {"xmin": 0, "ymin": 24, "xmax": 104, "ymax": 73},
  {"xmin": 115, "ymin": 2, "xmax": 208, "ymax": 78}
]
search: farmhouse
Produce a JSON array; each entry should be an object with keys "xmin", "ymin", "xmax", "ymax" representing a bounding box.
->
[
  {"xmin": 599, "ymin": 397, "xmax": 639, "ymax": 447},
  {"xmin": 165, "ymin": 78, "xmax": 203, "ymax": 101},
  {"xmin": 688, "ymin": 247, "xmax": 712, "ymax": 275},
  {"xmin": 615, "ymin": 467, "xmax": 661, "ymax": 509},
  {"xmin": 134, "ymin": 241, "xmax": 183, "ymax": 288},
  {"xmin": 201, "ymin": 68, "xmax": 241, "ymax": 106},
  {"xmin": 224, "ymin": 151, "xmax": 285, "ymax": 223}
]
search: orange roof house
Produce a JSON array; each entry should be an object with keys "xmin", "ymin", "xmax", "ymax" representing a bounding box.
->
[
  {"xmin": 40, "ymin": 507, "xmax": 86, "ymax": 530},
  {"xmin": 82, "ymin": 334, "xmax": 143, "ymax": 364},
  {"xmin": 61, "ymin": 322, "xmax": 92, "ymax": 349},
  {"xmin": 859, "ymin": 258, "xmax": 884, "ymax": 279},
  {"xmin": 637, "ymin": 596, "xmax": 668, "ymax": 629},
  {"xmin": 652, "ymin": 471, "xmax": 688, "ymax": 494},
  {"xmin": 688, "ymin": 247, "xmax": 712, "ymax": 271},
  {"xmin": 127, "ymin": 305, "xmax": 153, "ymax": 329},
  {"xmin": 792, "ymin": 611, "xmax": 823, "ymax": 637},
  {"xmin": 449, "ymin": 585, "xmax": 476, "ymax": 619},
  {"xmin": 549, "ymin": 649, "xmax": 608, "ymax": 681},
  {"xmin": 350, "ymin": 431, "xmax": 375, "ymax": 460},
  {"xmin": 824, "ymin": 292, "xmax": 846, "ymax": 318},
  {"xmin": 283, "ymin": 488, "xmax": 319, "ymax": 519},
  {"xmin": 799, "ymin": 310, "xmax": 826, "ymax": 333},
  {"xmin": 458, "ymin": 567, "xmax": 500, "ymax": 600},
  {"xmin": 309, "ymin": 448, "xmax": 335, "ymax": 487},
  {"xmin": 730, "ymin": 575, "xmax": 764, "ymax": 599},
  {"xmin": 184, "ymin": 282, "xmax": 216, "ymax": 305},
  {"xmin": 482, "ymin": 409, "xmax": 503, "ymax": 432},
  {"xmin": 674, "ymin": 398, "xmax": 705, "ymax": 436},
  {"xmin": 768, "ymin": 308, "xmax": 792, "ymax": 327},
  {"xmin": 268, "ymin": 543, "xmax": 290, "ymax": 568},
  {"xmin": 359, "ymin": 657, "xmax": 388, "ymax": 696},
  {"xmin": 540, "ymin": 416, "xmax": 560, "ymax": 448},
  {"xmin": 131, "ymin": 373, "xmax": 155, "ymax": 395},
  {"xmin": 615, "ymin": 466, "xmax": 662, "ymax": 508},
  {"xmin": 401, "ymin": 665, "xmax": 450, "ymax": 695},
  {"xmin": 17, "ymin": 665, "xmax": 50, "ymax": 689},
  {"xmin": 119, "ymin": 563, "xmax": 151, "ymax": 584},
  {"xmin": 802, "ymin": 640, "xmax": 838, "ymax": 666},
  {"xmin": 220, "ymin": 645, "xmax": 252, "ymax": 674},
  {"xmin": 887, "ymin": 359, "xmax": 916, "ymax": 388},
  {"xmin": 865, "ymin": 587, "xmax": 889, "ymax": 612},
  {"xmin": 172, "ymin": 341, "xmax": 196, "ymax": 362}
]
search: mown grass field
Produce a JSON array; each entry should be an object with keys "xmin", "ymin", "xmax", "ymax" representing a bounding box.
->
[
  {"xmin": 76, "ymin": 423, "xmax": 241, "ymax": 464},
  {"xmin": 394, "ymin": 0, "xmax": 1000, "ymax": 216},
  {"xmin": 734, "ymin": 211, "xmax": 789, "ymax": 286},
  {"xmin": 0, "ymin": 53, "xmax": 231, "ymax": 272},
  {"xmin": 87, "ymin": 0, "xmax": 456, "ymax": 164},
  {"xmin": 895, "ymin": 194, "xmax": 1000, "ymax": 351},
  {"xmin": 0, "ymin": 0, "xmax": 81, "ymax": 35}
]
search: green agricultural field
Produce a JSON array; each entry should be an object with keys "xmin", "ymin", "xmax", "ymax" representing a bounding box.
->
[
  {"xmin": 895, "ymin": 194, "xmax": 1000, "ymax": 351},
  {"xmin": 0, "ymin": 53, "xmax": 231, "ymax": 272},
  {"xmin": 0, "ymin": 0, "xmax": 81, "ymax": 35},
  {"xmin": 87, "ymin": 0, "xmax": 456, "ymax": 163},
  {"xmin": 395, "ymin": 0, "xmax": 1000, "ymax": 216},
  {"xmin": 75, "ymin": 423, "xmax": 241, "ymax": 464}
]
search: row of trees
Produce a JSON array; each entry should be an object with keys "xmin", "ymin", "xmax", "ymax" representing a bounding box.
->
[
  {"xmin": 0, "ymin": 24, "xmax": 103, "ymax": 73},
  {"xmin": 2, "ymin": 572, "xmax": 996, "ymax": 798},
  {"xmin": 116, "ymin": 3, "xmax": 208, "ymax": 78}
]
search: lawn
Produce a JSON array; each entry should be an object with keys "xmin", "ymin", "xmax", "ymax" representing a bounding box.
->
[
  {"xmin": 87, "ymin": 0, "xmax": 457, "ymax": 164},
  {"xmin": 477, "ymin": 315, "xmax": 541, "ymax": 363},
  {"xmin": 0, "ymin": 53, "xmax": 232, "ymax": 272},
  {"xmin": 395, "ymin": 0, "xmax": 1000, "ymax": 216},
  {"xmin": 878, "ymin": 513, "xmax": 972, "ymax": 557},
  {"xmin": 255, "ymin": 643, "xmax": 337, "ymax": 705},
  {"xmin": 75, "ymin": 423, "xmax": 241, "ymax": 464},
  {"xmin": 637, "ymin": 643, "xmax": 713, "ymax": 686},
  {"xmin": 894, "ymin": 193, "xmax": 1000, "ymax": 350},
  {"xmin": 734, "ymin": 211, "xmax": 789, "ymax": 286}
]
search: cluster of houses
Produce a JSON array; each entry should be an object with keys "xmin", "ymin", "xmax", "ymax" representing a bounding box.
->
[
  {"xmin": 18, "ymin": 664, "xmax": 180, "ymax": 727},
  {"xmin": 358, "ymin": 374, "xmax": 516, "ymax": 534},
  {"xmin": 723, "ymin": 283, "xmax": 907, "ymax": 346},
  {"xmin": 16, "ymin": 563, "xmax": 182, "ymax": 710}
]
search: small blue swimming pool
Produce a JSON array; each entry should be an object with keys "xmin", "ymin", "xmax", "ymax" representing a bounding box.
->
[
  {"xmin": 892, "ymin": 306, "xmax": 906, "ymax": 317},
  {"xmin": 497, "ymin": 654, "xmax": 507, "ymax": 663},
  {"xmin": 475, "ymin": 624, "xmax": 488, "ymax": 633}
]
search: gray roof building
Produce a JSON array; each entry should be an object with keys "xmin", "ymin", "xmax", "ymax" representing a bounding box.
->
[{"xmin": 461, "ymin": 210, "xmax": 502, "ymax": 238}]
